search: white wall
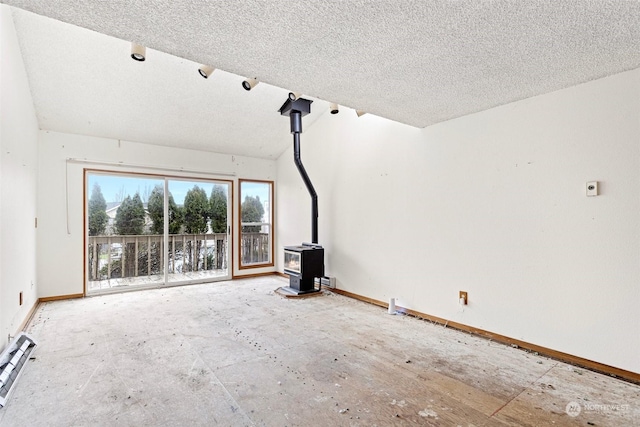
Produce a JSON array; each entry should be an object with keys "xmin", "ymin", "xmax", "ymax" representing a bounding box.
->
[
  {"xmin": 0, "ymin": 5, "xmax": 40, "ymax": 351},
  {"xmin": 277, "ymin": 69, "xmax": 640, "ymax": 374},
  {"xmin": 37, "ymin": 131, "xmax": 277, "ymax": 298}
]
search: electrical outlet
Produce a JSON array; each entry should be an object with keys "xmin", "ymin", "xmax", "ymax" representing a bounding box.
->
[
  {"xmin": 459, "ymin": 291, "xmax": 468, "ymax": 305},
  {"xmin": 586, "ymin": 181, "xmax": 598, "ymax": 196}
]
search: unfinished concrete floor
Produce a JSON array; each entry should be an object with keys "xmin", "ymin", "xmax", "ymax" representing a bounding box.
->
[{"xmin": 0, "ymin": 276, "xmax": 638, "ymax": 426}]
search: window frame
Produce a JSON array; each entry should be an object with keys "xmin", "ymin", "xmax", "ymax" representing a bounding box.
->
[{"xmin": 237, "ymin": 179, "xmax": 274, "ymax": 269}]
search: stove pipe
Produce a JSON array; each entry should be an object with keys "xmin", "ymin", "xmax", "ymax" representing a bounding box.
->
[{"xmin": 279, "ymin": 98, "xmax": 318, "ymax": 243}]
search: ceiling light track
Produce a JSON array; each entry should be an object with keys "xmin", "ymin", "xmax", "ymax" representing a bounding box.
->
[{"xmin": 126, "ymin": 44, "xmax": 367, "ymax": 118}]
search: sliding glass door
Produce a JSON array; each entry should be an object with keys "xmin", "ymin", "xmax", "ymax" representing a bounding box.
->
[{"xmin": 86, "ymin": 172, "xmax": 231, "ymax": 294}]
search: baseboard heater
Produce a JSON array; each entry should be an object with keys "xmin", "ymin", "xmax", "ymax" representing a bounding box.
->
[
  {"xmin": 0, "ymin": 332, "xmax": 37, "ymax": 408},
  {"xmin": 314, "ymin": 276, "xmax": 336, "ymax": 289}
]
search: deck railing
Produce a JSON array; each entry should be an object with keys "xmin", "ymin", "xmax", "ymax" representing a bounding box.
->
[
  {"xmin": 240, "ymin": 231, "xmax": 270, "ymax": 265},
  {"xmin": 87, "ymin": 232, "xmax": 270, "ymax": 281},
  {"xmin": 87, "ymin": 233, "xmax": 228, "ymax": 281}
]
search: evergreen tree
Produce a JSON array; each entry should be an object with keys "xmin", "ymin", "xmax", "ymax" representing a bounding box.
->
[
  {"xmin": 241, "ymin": 195, "xmax": 265, "ymax": 233},
  {"xmin": 147, "ymin": 186, "xmax": 164, "ymax": 234},
  {"xmin": 88, "ymin": 183, "xmax": 109, "ymax": 281},
  {"xmin": 184, "ymin": 186, "xmax": 209, "ymax": 234},
  {"xmin": 88, "ymin": 183, "xmax": 108, "ymax": 236},
  {"xmin": 168, "ymin": 199, "xmax": 183, "ymax": 235},
  {"xmin": 209, "ymin": 185, "xmax": 227, "ymax": 233},
  {"xmin": 183, "ymin": 185, "xmax": 209, "ymax": 271},
  {"xmin": 113, "ymin": 192, "xmax": 146, "ymax": 278},
  {"xmin": 114, "ymin": 193, "xmax": 146, "ymax": 235},
  {"xmin": 148, "ymin": 185, "xmax": 183, "ymax": 234},
  {"xmin": 209, "ymin": 185, "xmax": 228, "ymax": 269}
]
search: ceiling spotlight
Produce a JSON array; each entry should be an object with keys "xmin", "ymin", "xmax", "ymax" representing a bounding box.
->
[
  {"xmin": 330, "ymin": 103, "xmax": 339, "ymax": 114},
  {"xmin": 356, "ymin": 110, "xmax": 367, "ymax": 117},
  {"xmin": 130, "ymin": 43, "xmax": 146, "ymax": 61},
  {"xmin": 242, "ymin": 77, "xmax": 259, "ymax": 91},
  {"xmin": 198, "ymin": 65, "xmax": 215, "ymax": 79},
  {"xmin": 288, "ymin": 92, "xmax": 302, "ymax": 101}
]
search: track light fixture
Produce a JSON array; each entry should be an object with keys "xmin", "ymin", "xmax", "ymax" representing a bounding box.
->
[
  {"xmin": 198, "ymin": 65, "xmax": 215, "ymax": 79},
  {"xmin": 356, "ymin": 110, "xmax": 367, "ymax": 117},
  {"xmin": 242, "ymin": 77, "xmax": 259, "ymax": 91},
  {"xmin": 288, "ymin": 92, "xmax": 302, "ymax": 101},
  {"xmin": 130, "ymin": 43, "xmax": 146, "ymax": 61},
  {"xmin": 330, "ymin": 103, "xmax": 339, "ymax": 114}
]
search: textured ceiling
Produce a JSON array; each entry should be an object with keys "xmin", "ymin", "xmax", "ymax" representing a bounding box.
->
[{"xmin": 4, "ymin": 1, "xmax": 640, "ymax": 159}]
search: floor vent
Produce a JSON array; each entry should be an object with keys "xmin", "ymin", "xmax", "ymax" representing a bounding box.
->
[{"xmin": 0, "ymin": 332, "xmax": 37, "ymax": 408}]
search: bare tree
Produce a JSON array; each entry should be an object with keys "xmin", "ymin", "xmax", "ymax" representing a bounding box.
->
[
  {"xmin": 140, "ymin": 184, "xmax": 153, "ymax": 203},
  {"xmin": 114, "ymin": 185, "xmax": 127, "ymax": 203}
]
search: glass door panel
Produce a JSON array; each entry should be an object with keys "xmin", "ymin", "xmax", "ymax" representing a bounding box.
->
[
  {"xmin": 86, "ymin": 173, "xmax": 165, "ymax": 293},
  {"xmin": 167, "ymin": 179, "xmax": 231, "ymax": 284},
  {"xmin": 239, "ymin": 180, "xmax": 273, "ymax": 268}
]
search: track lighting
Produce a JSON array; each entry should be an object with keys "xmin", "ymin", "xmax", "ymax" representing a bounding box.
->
[
  {"xmin": 330, "ymin": 103, "xmax": 339, "ymax": 114},
  {"xmin": 198, "ymin": 65, "xmax": 215, "ymax": 79},
  {"xmin": 242, "ymin": 77, "xmax": 259, "ymax": 91},
  {"xmin": 288, "ymin": 92, "xmax": 302, "ymax": 101},
  {"xmin": 356, "ymin": 110, "xmax": 367, "ymax": 117},
  {"xmin": 130, "ymin": 43, "xmax": 146, "ymax": 61}
]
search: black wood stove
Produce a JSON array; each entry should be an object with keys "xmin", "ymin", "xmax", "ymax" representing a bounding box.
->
[
  {"xmin": 283, "ymin": 243, "xmax": 324, "ymax": 294},
  {"xmin": 279, "ymin": 97, "xmax": 325, "ymax": 295}
]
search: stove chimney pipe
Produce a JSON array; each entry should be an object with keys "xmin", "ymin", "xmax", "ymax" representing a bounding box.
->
[{"xmin": 279, "ymin": 98, "xmax": 318, "ymax": 244}]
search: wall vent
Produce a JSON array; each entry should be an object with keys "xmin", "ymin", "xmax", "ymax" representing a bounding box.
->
[{"xmin": 0, "ymin": 332, "xmax": 37, "ymax": 408}]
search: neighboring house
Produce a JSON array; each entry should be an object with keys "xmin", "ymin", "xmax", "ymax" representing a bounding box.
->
[{"xmin": 104, "ymin": 202, "xmax": 120, "ymax": 235}]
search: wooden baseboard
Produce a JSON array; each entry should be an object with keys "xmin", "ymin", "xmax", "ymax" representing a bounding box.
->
[
  {"xmin": 329, "ymin": 288, "xmax": 640, "ymax": 385},
  {"xmin": 17, "ymin": 300, "xmax": 40, "ymax": 333},
  {"xmin": 39, "ymin": 293, "xmax": 84, "ymax": 302},
  {"xmin": 232, "ymin": 271, "xmax": 278, "ymax": 280},
  {"xmin": 274, "ymin": 272, "xmax": 289, "ymax": 279}
]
